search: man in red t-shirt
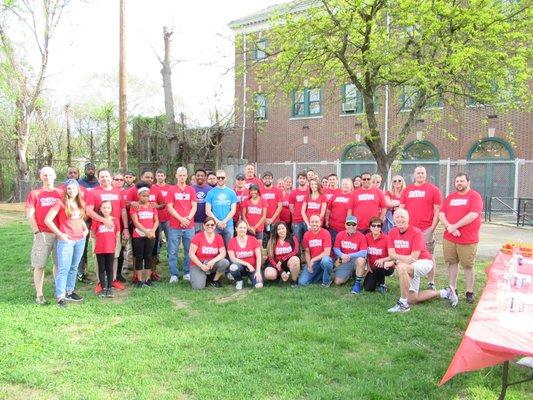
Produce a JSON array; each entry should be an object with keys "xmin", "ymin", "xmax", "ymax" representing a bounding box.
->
[
  {"xmin": 289, "ymin": 172, "xmax": 309, "ymax": 245},
  {"xmin": 233, "ymin": 174, "xmax": 249, "ymax": 225},
  {"xmin": 323, "ymin": 173, "xmax": 339, "ymax": 203},
  {"xmin": 244, "ymin": 163, "xmax": 264, "ymax": 190},
  {"xmin": 25, "ymin": 166, "xmax": 62, "ymax": 305},
  {"xmin": 260, "ymin": 171, "xmax": 282, "ymax": 247},
  {"xmin": 377, "ymin": 209, "xmax": 458, "ymax": 313},
  {"xmin": 326, "ymin": 178, "xmax": 354, "ymax": 245},
  {"xmin": 400, "ymin": 166, "xmax": 442, "ymax": 290},
  {"xmin": 351, "ymin": 171, "xmax": 387, "ymax": 233},
  {"xmin": 154, "ymin": 169, "xmax": 171, "ymax": 252},
  {"xmin": 439, "ymin": 173, "xmax": 483, "ymax": 304},
  {"xmin": 298, "ymin": 215, "xmax": 334, "ymax": 287},
  {"xmin": 332, "ymin": 216, "xmax": 367, "ymax": 289}
]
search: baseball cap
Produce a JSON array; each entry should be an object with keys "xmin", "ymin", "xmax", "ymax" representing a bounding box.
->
[
  {"xmin": 236, "ymin": 174, "xmax": 245, "ymax": 180},
  {"xmin": 262, "ymin": 171, "xmax": 273, "ymax": 178},
  {"xmin": 345, "ymin": 215, "xmax": 357, "ymax": 224}
]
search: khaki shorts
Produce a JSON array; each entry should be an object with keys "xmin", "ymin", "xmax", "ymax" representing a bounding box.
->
[
  {"xmin": 443, "ymin": 239, "xmax": 477, "ymax": 269},
  {"xmin": 423, "ymin": 228, "xmax": 436, "ymax": 254},
  {"xmin": 31, "ymin": 232, "xmax": 57, "ymax": 268},
  {"xmin": 409, "ymin": 259, "xmax": 434, "ymax": 293}
]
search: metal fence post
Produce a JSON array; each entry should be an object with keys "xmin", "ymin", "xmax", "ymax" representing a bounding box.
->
[
  {"xmin": 514, "ymin": 158, "xmax": 520, "ymax": 213},
  {"xmin": 292, "ymin": 162, "xmax": 296, "ymax": 188},
  {"xmin": 446, "ymin": 158, "xmax": 451, "ymax": 197},
  {"xmin": 336, "ymin": 159, "xmax": 341, "ymax": 179}
]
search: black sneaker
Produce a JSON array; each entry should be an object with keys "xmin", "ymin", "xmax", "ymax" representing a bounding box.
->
[
  {"xmin": 427, "ymin": 282, "xmax": 436, "ymax": 291},
  {"xmin": 143, "ymin": 280, "xmax": 153, "ymax": 287},
  {"xmin": 57, "ymin": 299, "xmax": 68, "ymax": 308},
  {"xmin": 135, "ymin": 281, "xmax": 144, "ymax": 289},
  {"xmin": 116, "ymin": 274, "xmax": 127, "ymax": 283},
  {"xmin": 77, "ymin": 274, "xmax": 93, "ymax": 284},
  {"xmin": 105, "ymin": 288, "xmax": 114, "ymax": 298},
  {"xmin": 99, "ymin": 289, "xmax": 108, "ymax": 298},
  {"xmin": 66, "ymin": 292, "xmax": 83, "ymax": 302},
  {"xmin": 466, "ymin": 292, "xmax": 476, "ymax": 303},
  {"xmin": 290, "ymin": 281, "xmax": 298, "ymax": 288},
  {"xmin": 210, "ymin": 280, "xmax": 222, "ymax": 288}
]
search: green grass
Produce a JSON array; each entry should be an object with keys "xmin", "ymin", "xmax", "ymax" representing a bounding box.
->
[{"xmin": 0, "ymin": 211, "xmax": 531, "ymax": 400}]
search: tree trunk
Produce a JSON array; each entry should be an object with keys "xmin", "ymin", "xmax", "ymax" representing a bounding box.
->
[
  {"xmin": 161, "ymin": 26, "xmax": 178, "ymax": 163},
  {"xmin": 118, "ymin": 0, "xmax": 128, "ymax": 170},
  {"xmin": 90, "ymin": 129, "xmax": 95, "ymax": 161},
  {"xmin": 65, "ymin": 104, "xmax": 72, "ymax": 166},
  {"xmin": 106, "ymin": 108, "xmax": 112, "ymax": 167},
  {"xmin": 14, "ymin": 100, "xmax": 30, "ymax": 201}
]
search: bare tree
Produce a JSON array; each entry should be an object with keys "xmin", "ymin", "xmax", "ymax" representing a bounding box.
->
[{"xmin": 0, "ymin": 0, "xmax": 70, "ymax": 200}]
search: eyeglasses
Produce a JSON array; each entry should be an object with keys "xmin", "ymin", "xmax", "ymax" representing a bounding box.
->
[
  {"xmin": 113, "ymin": 178, "xmax": 124, "ymax": 181},
  {"xmin": 362, "ymin": 177, "xmax": 371, "ymax": 181},
  {"xmin": 346, "ymin": 222, "xmax": 357, "ymax": 226},
  {"xmin": 370, "ymin": 224, "xmax": 382, "ymax": 228},
  {"xmin": 204, "ymin": 223, "xmax": 215, "ymax": 227},
  {"xmin": 392, "ymin": 180, "xmax": 402, "ymax": 183},
  {"xmin": 216, "ymin": 176, "xmax": 226, "ymax": 180}
]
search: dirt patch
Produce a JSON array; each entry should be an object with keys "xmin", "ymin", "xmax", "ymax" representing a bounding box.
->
[
  {"xmin": 0, "ymin": 383, "xmax": 45, "ymax": 400},
  {"xmin": 0, "ymin": 209, "xmax": 26, "ymax": 225},
  {"xmin": 64, "ymin": 316, "xmax": 124, "ymax": 342},
  {"xmin": 170, "ymin": 297, "xmax": 190, "ymax": 310},
  {"xmin": 213, "ymin": 290, "xmax": 251, "ymax": 304}
]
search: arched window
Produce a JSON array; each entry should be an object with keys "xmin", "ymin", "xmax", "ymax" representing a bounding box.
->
[
  {"xmin": 340, "ymin": 143, "xmax": 376, "ymax": 178},
  {"xmin": 468, "ymin": 138, "xmax": 514, "ymax": 160},
  {"xmin": 401, "ymin": 141, "xmax": 440, "ymax": 185},
  {"xmin": 403, "ymin": 140, "xmax": 440, "ymax": 160},
  {"xmin": 342, "ymin": 144, "xmax": 374, "ymax": 161}
]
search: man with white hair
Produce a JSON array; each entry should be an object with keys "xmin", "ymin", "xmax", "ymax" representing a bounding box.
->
[
  {"xmin": 166, "ymin": 167, "xmax": 197, "ymax": 283},
  {"xmin": 376, "ymin": 208, "xmax": 458, "ymax": 313},
  {"xmin": 400, "ymin": 166, "xmax": 442, "ymax": 290},
  {"xmin": 25, "ymin": 167, "xmax": 62, "ymax": 305}
]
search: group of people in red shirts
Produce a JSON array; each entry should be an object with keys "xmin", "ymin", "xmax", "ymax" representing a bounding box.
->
[{"xmin": 26, "ymin": 162, "xmax": 483, "ymax": 313}]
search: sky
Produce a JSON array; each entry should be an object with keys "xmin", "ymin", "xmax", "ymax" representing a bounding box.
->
[{"xmin": 36, "ymin": 0, "xmax": 287, "ymax": 125}]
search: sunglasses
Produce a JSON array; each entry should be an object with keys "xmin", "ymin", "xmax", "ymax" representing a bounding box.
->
[
  {"xmin": 346, "ymin": 222, "xmax": 357, "ymax": 226},
  {"xmin": 216, "ymin": 176, "xmax": 226, "ymax": 180},
  {"xmin": 370, "ymin": 224, "xmax": 382, "ymax": 228},
  {"xmin": 393, "ymin": 179, "xmax": 403, "ymax": 183},
  {"xmin": 362, "ymin": 177, "xmax": 371, "ymax": 181},
  {"xmin": 204, "ymin": 223, "xmax": 216, "ymax": 227},
  {"xmin": 113, "ymin": 178, "xmax": 124, "ymax": 181}
]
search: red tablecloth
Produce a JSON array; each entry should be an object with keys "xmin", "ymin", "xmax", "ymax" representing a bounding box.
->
[{"xmin": 440, "ymin": 252, "xmax": 533, "ymax": 385}]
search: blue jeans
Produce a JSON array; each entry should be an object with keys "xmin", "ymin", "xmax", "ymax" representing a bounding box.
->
[
  {"xmin": 328, "ymin": 228, "xmax": 339, "ymax": 249},
  {"xmin": 167, "ymin": 227, "xmax": 195, "ymax": 277},
  {"xmin": 56, "ymin": 237, "xmax": 86, "ymax": 299},
  {"xmin": 215, "ymin": 224, "xmax": 233, "ymax": 249},
  {"xmin": 155, "ymin": 220, "xmax": 169, "ymax": 255},
  {"xmin": 298, "ymin": 256, "xmax": 334, "ymax": 286},
  {"xmin": 229, "ymin": 262, "xmax": 257, "ymax": 285},
  {"xmin": 291, "ymin": 222, "xmax": 307, "ymax": 245}
]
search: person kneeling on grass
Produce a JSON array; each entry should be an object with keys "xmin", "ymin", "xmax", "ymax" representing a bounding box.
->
[
  {"xmin": 188, "ymin": 217, "xmax": 230, "ymax": 289},
  {"xmin": 91, "ymin": 201, "xmax": 120, "ymax": 298},
  {"xmin": 298, "ymin": 215, "xmax": 334, "ymax": 287},
  {"xmin": 376, "ymin": 209, "xmax": 458, "ymax": 313},
  {"xmin": 331, "ymin": 215, "xmax": 368, "ymax": 293},
  {"xmin": 363, "ymin": 216, "xmax": 394, "ymax": 294},
  {"xmin": 264, "ymin": 221, "xmax": 300, "ymax": 288},
  {"xmin": 227, "ymin": 220, "xmax": 263, "ymax": 290},
  {"xmin": 130, "ymin": 184, "xmax": 159, "ymax": 288}
]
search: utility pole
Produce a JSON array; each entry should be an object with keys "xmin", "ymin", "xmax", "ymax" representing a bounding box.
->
[
  {"xmin": 118, "ymin": 0, "xmax": 128, "ymax": 170},
  {"xmin": 65, "ymin": 104, "xmax": 72, "ymax": 166}
]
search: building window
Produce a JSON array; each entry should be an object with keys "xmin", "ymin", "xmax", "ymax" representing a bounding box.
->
[
  {"xmin": 342, "ymin": 84, "xmax": 364, "ymax": 114},
  {"xmin": 292, "ymin": 88, "xmax": 321, "ymax": 117},
  {"xmin": 425, "ymin": 93, "xmax": 444, "ymax": 109},
  {"xmin": 253, "ymin": 39, "xmax": 267, "ymax": 61},
  {"xmin": 400, "ymin": 85, "xmax": 417, "ymax": 110},
  {"xmin": 401, "ymin": 140, "xmax": 440, "ymax": 185},
  {"xmin": 254, "ymin": 93, "xmax": 267, "ymax": 120},
  {"xmin": 468, "ymin": 138, "xmax": 514, "ymax": 160},
  {"xmin": 403, "ymin": 140, "xmax": 440, "ymax": 160}
]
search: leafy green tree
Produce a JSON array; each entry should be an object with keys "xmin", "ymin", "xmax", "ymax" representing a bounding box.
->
[{"xmin": 247, "ymin": 0, "xmax": 531, "ymax": 176}]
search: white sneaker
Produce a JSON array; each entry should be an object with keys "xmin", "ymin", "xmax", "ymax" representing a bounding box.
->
[
  {"xmin": 446, "ymin": 286, "xmax": 459, "ymax": 307},
  {"xmin": 235, "ymin": 280, "xmax": 243, "ymax": 290},
  {"xmin": 169, "ymin": 275, "xmax": 178, "ymax": 283},
  {"xmin": 183, "ymin": 274, "xmax": 190, "ymax": 281},
  {"xmin": 387, "ymin": 301, "xmax": 411, "ymax": 313}
]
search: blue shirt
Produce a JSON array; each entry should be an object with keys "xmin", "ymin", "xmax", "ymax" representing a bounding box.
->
[
  {"xmin": 79, "ymin": 177, "xmax": 99, "ymax": 189},
  {"xmin": 205, "ymin": 186, "xmax": 237, "ymax": 225},
  {"xmin": 192, "ymin": 184, "xmax": 212, "ymax": 223}
]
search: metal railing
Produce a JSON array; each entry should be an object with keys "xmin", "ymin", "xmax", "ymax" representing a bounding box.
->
[{"xmin": 485, "ymin": 197, "xmax": 533, "ymax": 227}]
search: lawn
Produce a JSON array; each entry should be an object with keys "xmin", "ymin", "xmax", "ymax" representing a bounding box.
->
[{"xmin": 0, "ymin": 209, "xmax": 531, "ymax": 400}]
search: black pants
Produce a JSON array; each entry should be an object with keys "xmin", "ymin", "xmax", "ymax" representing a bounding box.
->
[
  {"xmin": 363, "ymin": 268, "xmax": 394, "ymax": 292},
  {"xmin": 96, "ymin": 253, "xmax": 114, "ymax": 289},
  {"xmin": 132, "ymin": 237, "xmax": 156, "ymax": 270}
]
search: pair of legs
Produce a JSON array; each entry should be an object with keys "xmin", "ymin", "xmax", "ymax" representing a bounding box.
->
[
  {"xmin": 132, "ymin": 237, "xmax": 156, "ymax": 283},
  {"xmin": 229, "ymin": 262, "xmax": 263, "ymax": 288},
  {"xmin": 363, "ymin": 268, "xmax": 394, "ymax": 291},
  {"xmin": 96, "ymin": 253, "xmax": 114, "ymax": 290},
  {"xmin": 31, "ymin": 232, "xmax": 57, "ymax": 301},
  {"xmin": 396, "ymin": 260, "xmax": 439, "ymax": 304},
  {"xmin": 55, "ymin": 238, "xmax": 87, "ymax": 300},
  {"xmin": 190, "ymin": 259, "xmax": 230, "ymax": 289},
  {"xmin": 167, "ymin": 227, "xmax": 195, "ymax": 278},
  {"xmin": 77, "ymin": 220, "xmax": 92, "ymax": 279},
  {"xmin": 443, "ymin": 239, "xmax": 476, "ymax": 294},
  {"xmin": 215, "ymin": 225, "xmax": 233, "ymax": 249},
  {"xmin": 298, "ymin": 256, "xmax": 334, "ymax": 286},
  {"xmin": 263, "ymin": 256, "xmax": 300, "ymax": 284},
  {"xmin": 423, "ymin": 228, "xmax": 436, "ymax": 285},
  {"xmin": 334, "ymin": 257, "xmax": 366, "ymax": 285}
]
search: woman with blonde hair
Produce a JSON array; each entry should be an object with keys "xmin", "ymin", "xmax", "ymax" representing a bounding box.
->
[{"xmin": 383, "ymin": 175, "xmax": 406, "ymax": 233}]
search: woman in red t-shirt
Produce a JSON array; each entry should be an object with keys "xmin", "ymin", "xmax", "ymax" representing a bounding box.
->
[
  {"xmin": 91, "ymin": 200, "xmax": 120, "ymax": 298},
  {"xmin": 227, "ymin": 220, "xmax": 263, "ymax": 290},
  {"xmin": 241, "ymin": 184, "xmax": 267, "ymax": 240},
  {"xmin": 363, "ymin": 216, "xmax": 395, "ymax": 293},
  {"xmin": 130, "ymin": 185, "xmax": 159, "ymax": 288},
  {"xmin": 276, "ymin": 178, "xmax": 292, "ymax": 227},
  {"xmin": 383, "ymin": 175, "xmax": 405, "ymax": 233},
  {"xmin": 264, "ymin": 221, "xmax": 300, "ymax": 287},
  {"xmin": 301, "ymin": 179, "xmax": 327, "ymax": 229},
  {"xmin": 45, "ymin": 179, "xmax": 89, "ymax": 308},
  {"xmin": 188, "ymin": 217, "xmax": 230, "ymax": 289}
]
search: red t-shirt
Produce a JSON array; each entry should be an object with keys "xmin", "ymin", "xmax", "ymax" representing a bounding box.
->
[
  {"xmin": 352, "ymin": 188, "xmax": 387, "ymax": 230},
  {"xmin": 52, "ymin": 201, "xmax": 86, "ymax": 240},
  {"xmin": 387, "ymin": 226, "xmax": 431, "ymax": 260},
  {"xmin": 91, "ymin": 219, "xmax": 120, "ymax": 254},
  {"xmin": 279, "ymin": 191, "xmax": 292, "ymax": 225},
  {"xmin": 365, "ymin": 232, "xmax": 389, "ymax": 268},
  {"xmin": 323, "ymin": 188, "xmax": 339, "ymax": 203},
  {"xmin": 305, "ymin": 194, "xmax": 326, "ymax": 220},
  {"xmin": 272, "ymin": 236, "xmax": 299, "ymax": 262},
  {"xmin": 87, "ymin": 187, "xmax": 125, "ymax": 225},
  {"xmin": 228, "ymin": 235, "xmax": 260, "ymax": 267},
  {"xmin": 234, "ymin": 187, "xmax": 250, "ymax": 222},
  {"xmin": 386, "ymin": 191, "xmax": 401, "ymax": 203},
  {"xmin": 328, "ymin": 191, "xmax": 354, "ymax": 231},
  {"xmin": 400, "ymin": 183, "xmax": 442, "ymax": 230},
  {"xmin": 289, "ymin": 187, "xmax": 309, "ymax": 223},
  {"xmin": 166, "ymin": 184, "xmax": 197, "ymax": 229},
  {"xmin": 155, "ymin": 183, "xmax": 171, "ymax": 222},
  {"xmin": 244, "ymin": 176, "xmax": 264, "ymax": 190},
  {"xmin": 302, "ymin": 228, "xmax": 332, "ymax": 258},
  {"xmin": 242, "ymin": 197, "xmax": 266, "ymax": 232},
  {"xmin": 25, "ymin": 188, "xmax": 63, "ymax": 233},
  {"xmin": 191, "ymin": 232, "xmax": 225, "ymax": 263},
  {"xmin": 334, "ymin": 230, "xmax": 367, "ymax": 255},
  {"xmin": 260, "ymin": 186, "xmax": 283, "ymax": 221},
  {"xmin": 129, "ymin": 204, "xmax": 156, "ymax": 238},
  {"xmin": 441, "ymin": 189, "xmax": 483, "ymax": 244}
]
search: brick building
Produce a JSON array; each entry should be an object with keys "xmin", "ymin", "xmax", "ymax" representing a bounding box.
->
[{"xmin": 226, "ymin": 1, "xmax": 533, "ymax": 202}]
